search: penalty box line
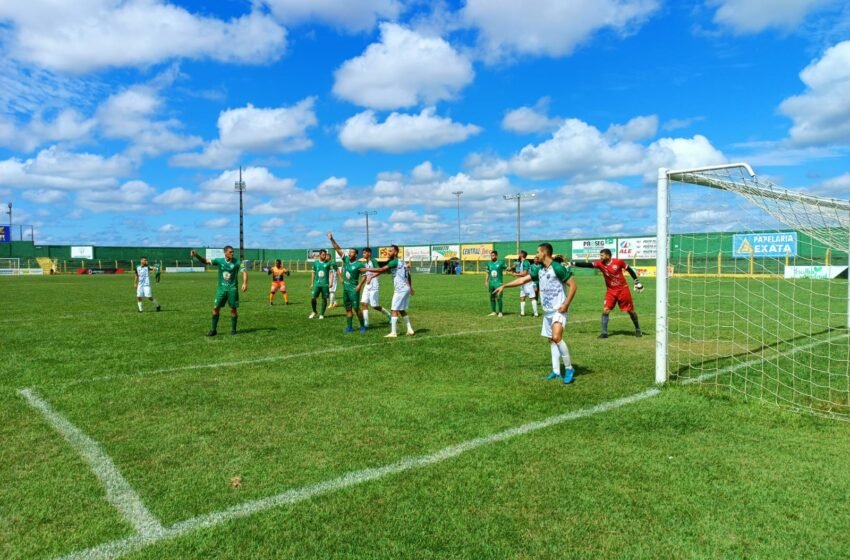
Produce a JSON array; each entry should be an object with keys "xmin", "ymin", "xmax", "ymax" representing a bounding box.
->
[
  {"xmin": 17, "ymin": 388, "xmax": 164, "ymax": 538},
  {"xmin": 56, "ymin": 386, "xmax": 661, "ymax": 560},
  {"xmin": 55, "ymin": 320, "xmax": 599, "ymax": 389}
]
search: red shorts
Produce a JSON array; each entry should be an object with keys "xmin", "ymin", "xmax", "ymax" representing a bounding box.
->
[
  {"xmin": 604, "ymin": 286, "xmax": 633, "ymax": 312},
  {"xmin": 270, "ymin": 281, "xmax": 287, "ymax": 293}
]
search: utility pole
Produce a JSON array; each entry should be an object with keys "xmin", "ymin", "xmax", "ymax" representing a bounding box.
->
[
  {"xmin": 452, "ymin": 191, "xmax": 463, "ymax": 250},
  {"xmin": 358, "ymin": 210, "xmax": 377, "ymax": 248},
  {"xmin": 503, "ymin": 193, "xmax": 535, "ymax": 256}
]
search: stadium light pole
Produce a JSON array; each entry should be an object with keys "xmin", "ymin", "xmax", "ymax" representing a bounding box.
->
[
  {"xmin": 503, "ymin": 192, "xmax": 535, "ymax": 256},
  {"xmin": 452, "ymin": 191, "xmax": 463, "ymax": 249},
  {"xmin": 6, "ymin": 202, "xmax": 11, "ymax": 226},
  {"xmin": 234, "ymin": 166, "xmax": 246, "ymax": 261},
  {"xmin": 359, "ymin": 210, "xmax": 377, "ymax": 248}
]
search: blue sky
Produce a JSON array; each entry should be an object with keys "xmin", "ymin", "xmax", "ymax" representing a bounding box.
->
[{"xmin": 0, "ymin": 0, "xmax": 848, "ymax": 249}]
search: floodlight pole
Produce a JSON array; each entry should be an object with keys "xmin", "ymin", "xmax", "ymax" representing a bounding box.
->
[
  {"xmin": 359, "ymin": 210, "xmax": 377, "ymax": 248},
  {"xmin": 6, "ymin": 202, "xmax": 11, "ymax": 227},
  {"xmin": 503, "ymin": 193, "xmax": 535, "ymax": 256},
  {"xmin": 452, "ymin": 191, "xmax": 463, "ymax": 248},
  {"xmin": 234, "ymin": 167, "xmax": 246, "ymax": 261}
]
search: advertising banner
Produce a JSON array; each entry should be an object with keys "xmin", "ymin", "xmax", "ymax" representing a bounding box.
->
[
  {"xmin": 733, "ymin": 232, "xmax": 797, "ymax": 258},
  {"xmin": 784, "ymin": 266, "xmax": 847, "ymax": 279},
  {"xmin": 306, "ymin": 248, "xmax": 324, "ymax": 262},
  {"xmin": 205, "ymin": 248, "xmax": 226, "ymax": 260},
  {"xmin": 404, "ymin": 246, "xmax": 431, "ymax": 261},
  {"xmin": 71, "ymin": 246, "xmax": 94, "ymax": 259},
  {"xmin": 378, "ymin": 246, "xmax": 404, "ymax": 260},
  {"xmin": 166, "ymin": 267, "xmax": 206, "ymax": 273},
  {"xmin": 572, "ymin": 238, "xmax": 617, "ymax": 261},
  {"xmin": 0, "ymin": 226, "xmax": 9, "ymax": 243},
  {"xmin": 461, "ymin": 244, "xmax": 493, "ymax": 261},
  {"xmin": 430, "ymin": 244, "xmax": 460, "ymax": 260},
  {"xmin": 617, "ymin": 237, "xmax": 656, "ymax": 259}
]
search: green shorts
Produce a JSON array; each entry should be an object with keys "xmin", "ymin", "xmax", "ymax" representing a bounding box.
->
[
  {"xmin": 311, "ymin": 285, "xmax": 330, "ymax": 299},
  {"xmin": 214, "ymin": 287, "xmax": 239, "ymax": 309},
  {"xmin": 343, "ymin": 286, "xmax": 359, "ymax": 308}
]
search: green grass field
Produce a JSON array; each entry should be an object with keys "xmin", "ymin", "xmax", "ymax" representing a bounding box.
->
[{"xmin": 2, "ymin": 272, "xmax": 850, "ymax": 559}]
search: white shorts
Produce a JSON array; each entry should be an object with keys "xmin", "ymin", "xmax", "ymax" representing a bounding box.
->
[
  {"xmin": 391, "ymin": 289, "xmax": 410, "ymax": 311},
  {"xmin": 361, "ymin": 286, "xmax": 380, "ymax": 307},
  {"xmin": 541, "ymin": 312, "xmax": 568, "ymax": 338},
  {"xmin": 521, "ymin": 283, "xmax": 536, "ymax": 298},
  {"xmin": 136, "ymin": 286, "xmax": 152, "ymax": 298}
]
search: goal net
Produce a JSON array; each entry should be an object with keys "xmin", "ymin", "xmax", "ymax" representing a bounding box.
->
[{"xmin": 656, "ymin": 163, "xmax": 850, "ymax": 420}]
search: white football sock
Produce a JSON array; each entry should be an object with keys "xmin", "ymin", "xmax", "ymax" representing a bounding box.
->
[
  {"xmin": 520, "ymin": 301, "xmax": 526, "ymax": 315},
  {"xmin": 403, "ymin": 316, "xmax": 412, "ymax": 332},
  {"xmin": 137, "ymin": 301, "xmax": 143, "ymax": 311},
  {"xmin": 531, "ymin": 300, "xmax": 538, "ymax": 315},
  {"xmin": 550, "ymin": 343, "xmax": 561, "ymax": 373},
  {"xmin": 557, "ymin": 340, "xmax": 572, "ymax": 368},
  {"xmin": 390, "ymin": 316, "xmax": 398, "ymax": 334},
  {"xmin": 363, "ymin": 309, "xmax": 369, "ymax": 326}
]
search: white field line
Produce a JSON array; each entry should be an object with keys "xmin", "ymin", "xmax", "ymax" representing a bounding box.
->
[
  {"xmin": 17, "ymin": 388, "xmax": 164, "ymax": 538},
  {"xmin": 680, "ymin": 331, "xmax": 848, "ymax": 385},
  {"xmin": 56, "ymin": 320, "xmax": 599, "ymax": 389},
  {"xmin": 57, "ymin": 387, "xmax": 661, "ymax": 560}
]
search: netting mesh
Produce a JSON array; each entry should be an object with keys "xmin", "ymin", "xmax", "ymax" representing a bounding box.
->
[{"xmin": 665, "ymin": 164, "xmax": 850, "ymax": 420}]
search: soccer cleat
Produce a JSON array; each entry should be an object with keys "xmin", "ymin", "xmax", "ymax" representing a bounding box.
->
[
  {"xmin": 520, "ymin": 313, "xmax": 525, "ymax": 317},
  {"xmin": 498, "ymin": 313, "xmax": 503, "ymax": 317},
  {"xmin": 533, "ymin": 313, "xmax": 539, "ymax": 317},
  {"xmin": 318, "ymin": 315, "xmax": 324, "ymax": 320},
  {"xmin": 406, "ymin": 330, "xmax": 415, "ymax": 336},
  {"xmin": 563, "ymin": 367, "xmax": 575, "ymax": 384},
  {"xmin": 206, "ymin": 330, "xmax": 217, "ymax": 337},
  {"xmin": 344, "ymin": 327, "xmax": 354, "ymax": 333},
  {"xmin": 545, "ymin": 371, "xmax": 561, "ymax": 380},
  {"xmin": 156, "ymin": 305, "xmax": 161, "ymax": 312},
  {"xmin": 635, "ymin": 329, "xmax": 643, "ymax": 338},
  {"xmin": 359, "ymin": 326, "xmax": 367, "ymax": 334},
  {"xmin": 384, "ymin": 332, "xmax": 398, "ymax": 338},
  {"xmin": 308, "ymin": 312, "xmax": 316, "ymax": 319},
  {"xmin": 138, "ymin": 309, "xmax": 142, "ymax": 313},
  {"xmin": 598, "ymin": 333, "xmax": 608, "ymax": 339},
  {"xmin": 488, "ymin": 312, "xmax": 497, "ymax": 316}
]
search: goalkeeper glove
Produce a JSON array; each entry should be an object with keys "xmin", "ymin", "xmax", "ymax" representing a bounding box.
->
[{"xmin": 634, "ymin": 280, "xmax": 644, "ymax": 293}]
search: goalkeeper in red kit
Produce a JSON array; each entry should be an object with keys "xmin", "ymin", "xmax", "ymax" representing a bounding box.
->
[{"xmin": 572, "ymin": 248, "xmax": 643, "ymax": 338}]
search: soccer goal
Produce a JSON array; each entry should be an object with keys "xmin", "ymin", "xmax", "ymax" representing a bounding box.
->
[{"xmin": 656, "ymin": 163, "xmax": 850, "ymax": 419}]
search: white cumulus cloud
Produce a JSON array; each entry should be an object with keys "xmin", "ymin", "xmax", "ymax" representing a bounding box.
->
[
  {"xmin": 333, "ymin": 23, "xmax": 474, "ymax": 110},
  {"xmin": 502, "ymin": 99, "xmax": 562, "ymax": 134},
  {"xmin": 710, "ymin": 0, "xmax": 836, "ymax": 34},
  {"xmin": 262, "ymin": 0, "xmax": 402, "ymax": 32},
  {"xmin": 339, "ymin": 108, "xmax": 481, "ymax": 153}
]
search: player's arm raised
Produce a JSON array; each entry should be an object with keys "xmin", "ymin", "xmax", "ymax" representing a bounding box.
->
[
  {"xmin": 190, "ymin": 250, "xmax": 211, "ymax": 266},
  {"xmin": 326, "ymin": 232, "xmax": 344, "ymax": 258},
  {"xmin": 571, "ymin": 261, "xmax": 594, "ymax": 268},
  {"xmin": 493, "ymin": 273, "xmax": 531, "ymax": 295}
]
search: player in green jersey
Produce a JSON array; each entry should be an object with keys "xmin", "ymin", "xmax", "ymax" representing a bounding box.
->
[
  {"xmin": 327, "ymin": 232, "xmax": 367, "ymax": 333},
  {"xmin": 309, "ymin": 249, "xmax": 338, "ymax": 319},
  {"xmin": 191, "ymin": 246, "xmax": 248, "ymax": 336},
  {"xmin": 484, "ymin": 250, "xmax": 507, "ymax": 317}
]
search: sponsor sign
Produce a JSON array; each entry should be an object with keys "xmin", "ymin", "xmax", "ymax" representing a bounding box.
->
[
  {"xmin": 306, "ymin": 248, "xmax": 324, "ymax": 262},
  {"xmin": 404, "ymin": 246, "xmax": 431, "ymax": 261},
  {"xmin": 630, "ymin": 266, "xmax": 673, "ymax": 278},
  {"xmin": 431, "ymin": 244, "xmax": 460, "ymax": 260},
  {"xmin": 205, "ymin": 248, "xmax": 226, "ymax": 260},
  {"xmin": 415, "ymin": 267, "xmax": 433, "ymax": 274},
  {"xmin": 71, "ymin": 246, "xmax": 94, "ymax": 259},
  {"xmin": 0, "ymin": 226, "xmax": 10, "ymax": 243},
  {"xmin": 461, "ymin": 244, "xmax": 494, "ymax": 261},
  {"xmin": 572, "ymin": 238, "xmax": 617, "ymax": 261},
  {"xmin": 378, "ymin": 246, "xmax": 404, "ymax": 260},
  {"xmin": 165, "ymin": 267, "xmax": 206, "ymax": 273},
  {"xmin": 784, "ymin": 266, "xmax": 847, "ymax": 280},
  {"xmin": 0, "ymin": 268, "xmax": 43, "ymax": 276},
  {"xmin": 733, "ymin": 232, "xmax": 797, "ymax": 258},
  {"xmin": 617, "ymin": 237, "xmax": 656, "ymax": 259}
]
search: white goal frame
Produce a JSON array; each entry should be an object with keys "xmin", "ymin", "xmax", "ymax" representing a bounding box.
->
[{"xmin": 655, "ymin": 163, "xmax": 850, "ymax": 384}]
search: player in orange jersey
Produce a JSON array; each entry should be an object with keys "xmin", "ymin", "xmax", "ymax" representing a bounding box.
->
[{"xmin": 268, "ymin": 259, "xmax": 290, "ymax": 305}]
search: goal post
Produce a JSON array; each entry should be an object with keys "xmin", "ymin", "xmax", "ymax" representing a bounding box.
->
[{"xmin": 656, "ymin": 163, "xmax": 850, "ymax": 419}]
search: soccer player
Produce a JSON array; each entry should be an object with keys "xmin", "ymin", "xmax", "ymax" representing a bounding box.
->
[
  {"xmin": 529, "ymin": 255, "xmax": 542, "ymax": 303},
  {"xmin": 495, "ymin": 243, "xmax": 578, "ymax": 384},
  {"xmin": 309, "ymin": 249, "xmax": 337, "ymax": 319},
  {"xmin": 360, "ymin": 246, "xmax": 392, "ymax": 327},
  {"xmin": 190, "ymin": 246, "xmax": 248, "ymax": 336},
  {"xmin": 268, "ymin": 259, "xmax": 289, "ymax": 305},
  {"xmin": 363, "ymin": 245, "xmax": 414, "ymax": 338},
  {"xmin": 485, "ymin": 250, "xmax": 506, "ymax": 317},
  {"xmin": 328, "ymin": 262, "xmax": 341, "ymax": 309},
  {"xmin": 510, "ymin": 250, "xmax": 538, "ymax": 317},
  {"xmin": 572, "ymin": 248, "xmax": 643, "ymax": 338},
  {"xmin": 327, "ymin": 232, "xmax": 367, "ymax": 333},
  {"xmin": 134, "ymin": 256, "xmax": 161, "ymax": 312}
]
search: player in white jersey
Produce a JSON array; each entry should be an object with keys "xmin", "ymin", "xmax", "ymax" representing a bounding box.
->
[
  {"xmin": 360, "ymin": 246, "xmax": 392, "ymax": 327},
  {"xmin": 134, "ymin": 256, "xmax": 161, "ymax": 312},
  {"xmin": 510, "ymin": 250, "xmax": 539, "ymax": 317},
  {"xmin": 328, "ymin": 262, "xmax": 341, "ymax": 308},
  {"xmin": 495, "ymin": 243, "xmax": 577, "ymax": 384},
  {"xmin": 363, "ymin": 244, "xmax": 414, "ymax": 338}
]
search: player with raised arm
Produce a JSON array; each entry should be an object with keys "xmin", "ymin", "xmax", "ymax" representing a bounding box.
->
[
  {"xmin": 485, "ymin": 250, "xmax": 507, "ymax": 317},
  {"xmin": 510, "ymin": 250, "xmax": 538, "ymax": 317},
  {"xmin": 495, "ymin": 243, "xmax": 577, "ymax": 384},
  {"xmin": 190, "ymin": 246, "xmax": 248, "ymax": 336},
  {"xmin": 572, "ymin": 248, "xmax": 643, "ymax": 338},
  {"xmin": 309, "ymin": 250, "xmax": 337, "ymax": 319},
  {"xmin": 134, "ymin": 256, "xmax": 161, "ymax": 312},
  {"xmin": 360, "ymin": 246, "xmax": 392, "ymax": 327},
  {"xmin": 363, "ymin": 245, "xmax": 414, "ymax": 338},
  {"xmin": 268, "ymin": 259, "xmax": 289, "ymax": 305},
  {"xmin": 327, "ymin": 232, "xmax": 367, "ymax": 333}
]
